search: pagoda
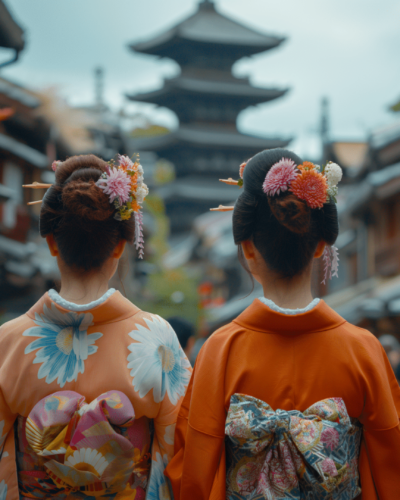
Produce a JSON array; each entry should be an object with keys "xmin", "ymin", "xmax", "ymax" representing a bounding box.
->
[{"xmin": 127, "ymin": 0, "xmax": 290, "ymax": 233}]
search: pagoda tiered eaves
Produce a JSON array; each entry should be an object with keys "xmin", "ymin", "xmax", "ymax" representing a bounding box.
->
[
  {"xmin": 129, "ymin": 1, "xmax": 285, "ymax": 68},
  {"xmin": 128, "ymin": 126, "xmax": 290, "ymax": 179},
  {"xmin": 128, "ymin": 76, "xmax": 288, "ymax": 103},
  {"xmin": 129, "ymin": 126, "xmax": 290, "ymax": 152},
  {"xmin": 127, "ymin": 76, "xmax": 288, "ymax": 124},
  {"xmin": 127, "ymin": 0, "xmax": 291, "ymax": 232}
]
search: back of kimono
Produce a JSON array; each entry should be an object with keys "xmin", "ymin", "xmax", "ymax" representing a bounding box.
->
[
  {"xmin": 0, "ymin": 154, "xmax": 191, "ymax": 500},
  {"xmin": 165, "ymin": 149, "xmax": 400, "ymax": 500}
]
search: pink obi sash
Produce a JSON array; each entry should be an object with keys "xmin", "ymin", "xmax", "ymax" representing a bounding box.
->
[{"xmin": 16, "ymin": 391, "xmax": 151, "ymax": 499}]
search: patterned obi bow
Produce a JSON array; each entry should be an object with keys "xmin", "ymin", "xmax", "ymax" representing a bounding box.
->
[
  {"xmin": 19, "ymin": 391, "xmax": 150, "ymax": 497},
  {"xmin": 225, "ymin": 394, "xmax": 362, "ymax": 500}
]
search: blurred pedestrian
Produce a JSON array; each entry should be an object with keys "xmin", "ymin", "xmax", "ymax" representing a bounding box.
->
[
  {"xmin": 167, "ymin": 316, "xmax": 196, "ymax": 363},
  {"xmin": 379, "ymin": 334, "xmax": 400, "ymax": 381}
]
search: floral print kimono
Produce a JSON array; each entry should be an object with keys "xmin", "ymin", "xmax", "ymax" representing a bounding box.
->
[{"xmin": 0, "ymin": 289, "xmax": 191, "ymax": 500}]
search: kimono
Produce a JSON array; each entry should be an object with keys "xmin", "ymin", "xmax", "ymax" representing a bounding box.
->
[
  {"xmin": 165, "ymin": 299, "xmax": 400, "ymax": 500},
  {"xmin": 0, "ymin": 290, "xmax": 192, "ymax": 500}
]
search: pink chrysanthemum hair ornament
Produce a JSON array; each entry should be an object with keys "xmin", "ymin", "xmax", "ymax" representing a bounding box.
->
[
  {"xmin": 95, "ymin": 154, "xmax": 148, "ymax": 259},
  {"xmin": 23, "ymin": 154, "xmax": 149, "ymax": 259},
  {"xmin": 210, "ymin": 157, "xmax": 343, "ymax": 284}
]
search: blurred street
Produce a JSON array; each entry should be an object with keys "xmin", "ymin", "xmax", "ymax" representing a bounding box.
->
[{"xmin": 1, "ymin": 0, "xmax": 400, "ymax": 373}]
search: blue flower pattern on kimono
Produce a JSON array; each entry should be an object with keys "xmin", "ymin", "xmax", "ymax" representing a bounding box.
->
[
  {"xmin": 127, "ymin": 315, "xmax": 191, "ymax": 405},
  {"xmin": 23, "ymin": 303, "xmax": 102, "ymax": 388},
  {"xmin": 0, "ymin": 480, "xmax": 7, "ymax": 500},
  {"xmin": 225, "ymin": 394, "xmax": 362, "ymax": 500},
  {"xmin": 147, "ymin": 452, "xmax": 170, "ymax": 500}
]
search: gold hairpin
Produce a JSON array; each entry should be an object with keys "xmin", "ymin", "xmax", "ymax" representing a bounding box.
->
[
  {"xmin": 23, "ymin": 182, "xmax": 52, "ymax": 206},
  {"xmin": 23, "ymin": 182, "xmax": 52, "ymax": 189},
  {"xmin": 219, "ymin": 178, "xmax": 239, "ymax": 186},
  {"xmin": 210, "ymin": 205, "xmax": 234, "ymax": 212}
]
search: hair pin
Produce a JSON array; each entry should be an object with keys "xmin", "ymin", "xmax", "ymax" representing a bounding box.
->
[
  {"xmin": 23, "ymin": 182, "xmax": 52, "ymax": 189},
  {"xmin": 219, "ymin": 178, "xmax": 239, "ymax": 186},
  {"xmin": 210, "ymin": 205, "xmax": 234, "ymax": 212},
  {"xmin": 23, "ymin": 182, "xmax": 53, "ymax": 206}
]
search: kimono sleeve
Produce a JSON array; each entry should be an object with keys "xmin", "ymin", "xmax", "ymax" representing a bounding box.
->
[
  {"xmin": 165, "ymin": 332, "xmax": 229, "ymax": 500},
  {"xmin": 358, "ymin": 341, "xmax": 400, "ymax": 498},
  {"xmin": 0, "ymin": 386, "xmax": 18, "ymax": 498}
]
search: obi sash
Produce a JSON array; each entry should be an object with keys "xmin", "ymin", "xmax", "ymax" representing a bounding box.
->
[
  {"xmin": 16, "ymin": 390, "xmax": 151, "ymax": 499},
  {"xmin": 225, "ymin": 394, "xmax": 362, "ymax": 500}
]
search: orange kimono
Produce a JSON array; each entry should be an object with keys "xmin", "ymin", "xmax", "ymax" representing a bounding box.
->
[
  {"xmin": 0, "ymin": 290, "xmax": 192, "ymax": 499},
  {"xmin": 165, "ymin": 299, "xmax": 400, "ymax": 500}
]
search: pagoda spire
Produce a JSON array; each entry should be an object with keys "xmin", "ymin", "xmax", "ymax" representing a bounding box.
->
[
  {"xmin": 199, "ymin": 0, "xmax": 215, "ymax": 7},
  {"xmin": 127, "ymin": 2, "xmax": 291, "ymax": 232}
]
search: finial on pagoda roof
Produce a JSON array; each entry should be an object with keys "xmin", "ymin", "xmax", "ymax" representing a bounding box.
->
[{"xmin": 199, "ymin": 0, "xmax": 215, "ymax": 10}]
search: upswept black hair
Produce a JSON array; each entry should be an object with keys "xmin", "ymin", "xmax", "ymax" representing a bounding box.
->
[{"xmin": 233, "ymin": 148, "xmax": 338, "ymax": 279}]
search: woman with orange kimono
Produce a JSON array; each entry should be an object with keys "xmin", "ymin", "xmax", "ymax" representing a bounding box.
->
[
  {"xmin": 0, "ymin": 155, "xmax": 191, "ymax": 499},
  {"xmin": 165, "ymin": 149, "xmax": 400, "ymax": 499}
]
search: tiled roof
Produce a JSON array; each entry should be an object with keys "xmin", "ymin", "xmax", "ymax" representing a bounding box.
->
[
  {"xmin": 130, "ymin": 1, "xmax": 284, "ymax": 56},
  {"xmin": 370, "ymin": 120, "xmax": 400, "ymax": 149},
  {"xmin": 0, "ymin": 133, "xmax": 48, "ymax": 168},
  {"xmin": 128, "ymin": 76, "xmax": 288, "ymax": 103},
  {"xmin": 0, "ymin": 0, "xmax": 24, "ymax": 51},
  {"xmin": 0, "ymin": 78, "xmax": 40, "ymax": 108},
  {"xmin": 128, "ymin": 126, "xmax": 290, "ymax": 152}
]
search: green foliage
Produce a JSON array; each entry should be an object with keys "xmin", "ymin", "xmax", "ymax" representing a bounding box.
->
[
  {"xmin": 132, "ymin": 194, "xmax": 201, "ymax": 326},
  {"xmin": 390, "ymin": 99, "xmax": 400, "ymax": 112},
  {"xmin": 130, "ymin": 125, "xmax": 170, "ymax": 137}
]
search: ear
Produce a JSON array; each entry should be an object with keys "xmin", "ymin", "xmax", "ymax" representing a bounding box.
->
[
  {"xmin": 46, "ymin": 234, "xmax": 59, "ymax": 257},
  {"xmin": 314, "ymin": 240, "xmax": 326, "ymax": 259},
  {"xmin": 241, "ymin": 240, "xmax": 257, "ymax": 261},
  {"xmin": 113, "ymin": 239, "xmax": 127, "ymax": 259}
]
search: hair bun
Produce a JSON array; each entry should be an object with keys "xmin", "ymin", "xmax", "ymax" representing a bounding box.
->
[
  {"xmin": 268, "ymin": 193, "xmax": 310, "ymax": 234},
  {"xmin": 62, "ymin": 178, "xmax": 113, "ymax": 221}
]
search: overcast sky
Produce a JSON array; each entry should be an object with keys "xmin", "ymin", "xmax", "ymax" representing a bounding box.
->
[{"xmin": 2, "ymin": 0, "xmax": 400, "ymax": 157}]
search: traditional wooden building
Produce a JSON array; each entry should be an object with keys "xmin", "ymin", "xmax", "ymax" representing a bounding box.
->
[
  {"xmin": 318, "ymin": 103, "xmax": 400, "ymax": 339},
  {"xmin": 127, "ymin": 0, "xmax": 290, "ymax": 232}
]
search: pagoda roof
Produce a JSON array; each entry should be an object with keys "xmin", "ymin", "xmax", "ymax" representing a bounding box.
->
[
  {"xmin": 157, "ymin": 176, "xmax": 240, "ymax": 203},
  {"xmin": 128, "ymin": 76, "xmax": 288, "ymax": 105},
  {"xmin": 128, "ymin": 125, "xmax": 290, "ymax": 152},
  {"xmin": 130, "ymin": 1, "xmax": 285, "ymax": 60},
  {"xmin": 0, "ymin": 0, "xmax": 24, "ymax": 51}
]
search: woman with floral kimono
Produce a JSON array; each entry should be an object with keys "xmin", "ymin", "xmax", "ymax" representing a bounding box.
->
[
  {"xmin": 0, "ymin": 154, "xmax": 191, "ymax": 500},
  {"xmin": 165, "ymin": 149, "xmax": 400, "ymax": 500}
]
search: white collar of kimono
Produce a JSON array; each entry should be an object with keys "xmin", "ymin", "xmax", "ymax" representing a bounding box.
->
[
  {"xmin": 48, "ymin": 288, "xmax": 116, "ymax": 312},
  {"xmin": 258, "ymin": 296, "xmax": 320, "ymax": 315}
]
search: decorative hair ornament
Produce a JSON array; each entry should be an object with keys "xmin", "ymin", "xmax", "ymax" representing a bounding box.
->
[
  {"xmin": 262, "ymin": 158, "xmax": 298, "ymax": 196},
  {"xmin": 211, "ymin": 157, "xmax": 343, "ymax": 284},
  {"xmin": 24, "ymin": 154, "xmax": 149, "ymax": 259},
  {"xmin": 95, "ymin": 154, "xmax": 148, "ymax": 258},
  {"xmin": 289, "ymin": 167, "xmax": 328, "ymax": 209},
  {"xmin": 322, "ymin": 245, "xmax": 339, "ymax": 285}
]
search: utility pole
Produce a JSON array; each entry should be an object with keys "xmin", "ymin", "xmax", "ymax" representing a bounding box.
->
[
  {"xmin": 320, "ymin": 97, "xmax": 329, "ymax": 164},
  {"xmin": 94, "ymin": 67, "xmax": 104, "ymax": 111}
]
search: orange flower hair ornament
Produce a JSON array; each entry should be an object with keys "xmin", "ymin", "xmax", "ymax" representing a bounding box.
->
[
  {"xmin": 211, "ymin": 157, "xmax": 343, "ymax": 284},
  {"xmin": 264, "ymin": 158, "xmax": 342, "ymax": 283}
]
